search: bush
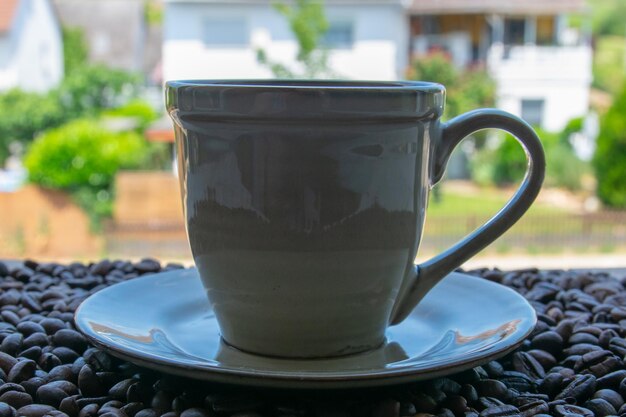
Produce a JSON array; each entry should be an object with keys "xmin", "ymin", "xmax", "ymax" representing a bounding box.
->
[
  {"xmin": 103, "ymin": 99, "xmax": 158, "ymax": 131},
  {"xmin": 471, "ymin": 127, "xmax": 589, "ymax": 191},
  {"xmin": 56, "ymin": 65, "xmax": 141, "ymax": 119},
  {"xmin": 0, "ymin": 90, "xmax": 65, "ymax": 163},
  {"xmin": 24, "ymin": 119, "xmax": 150, "ymax": 225},
  {"xmin": 593, "ymin": 85, "xmax": 626, "ymax": 208},
  {"xmin": 408, "ymin": 52, "xmax": 496, "ymax": 119},
  {"xmin": 0, "ymin": 65, "xmax": 142, "ymax": 166}
]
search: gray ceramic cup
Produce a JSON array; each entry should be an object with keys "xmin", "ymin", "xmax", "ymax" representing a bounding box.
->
[{"xmin": 166, "ymin": 80, "xmax": 545, "ymax": 359}]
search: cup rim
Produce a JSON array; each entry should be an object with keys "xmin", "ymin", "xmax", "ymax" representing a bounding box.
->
[{"xmin": 165, "ymin": 79, "xmax": 445, "ymax": 93}]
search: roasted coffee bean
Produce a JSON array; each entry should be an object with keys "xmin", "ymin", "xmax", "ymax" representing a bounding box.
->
[
  {"xmin": 133, "ymin": 410, "xmax": 157, "ymax": 417},
  {"xmin": 0, "ymin": 351, "xmax": 17, "ymax": 374},
  {"xmin": 412, "ymin": 393, "xmax": 438, "ymax": 413},
  {"xmin": 0, "ymin": 403, "xmax": 15, "ymax": 417},
  {"xmin": 17, "ymin": 322, "xmax": 46, "ymax": 337},
  {"xmin": 569, "ymin": 332, "xmax": 599, "ymax": 345},
  {"xmin": 511, "ymin": 352, "xmax": 545, "ymax": 379},
  {"xmin": 52, "ymin": 330, "xmax": 87, "ymax": 354},
  {"xmin": 476, "ymin": 380, "xmax": 509, "ymax": 400},
  {"xmin": 2, "ymin": 333, "xmax": 23, "ymax": 356},
  {"xmin": 8, "ymin": 359, "xmax": 37, "ymax": 383},
  {"xmin": 58, "ymin": 396, "xmax": 80, "ymax": 417},
  {"xmin": 478, "ymin": 405, "xmax": 519, "ymax": 417},
  {"xmin": 38, "ymin": 319, "xmax": 66, "ymax": 335},
  {"xmin": 517, "ymin": 400, "xmax": 548, "ymax": 417},
  {"xmin": 23, "ymin": 333, "xmax": 49, "ymax": 349},
  {"xmin": 499, "ymin": 372, "xmax": 534, "ymax": 392},
  {"xmin": 553, "ymin": 404, "xmax": 593, "ymax": 417},
  {"xmin": 18, "ymin": 346, "xmax": 41, "ymax": 361},
  {"xmin": 441, "ymin": 395, "xmax": 467, "ymax": 416},
  {"xmin": 108, "ymin": 379, "xmax": 137, "ymax": 400},
  {"xmin": 46, "ymin": 365, "xmax": 76, "ymax": 383},
  {"xmin": 78, "ymin": 365, "xmax": 105, "ymax": 397},
  {"xmin": 596, "ymin": 369, "xmax": 626, "ymax": 390},
  {"xmin": 555, "ymin": 374, "xmax": 596, "ymax": 402},
  {"xmin": 51, "ymin": 348, "xmax": 79, "ymax": 364},
  {"xmin": 37, "ymin": 384, "xmax": 68, "ymax": 408},
  {"xmin": 119, "ymin": 403, "xmax": 143, "ymax": 417},
  {"xmin": 526, "ymin": 350, "xmax": 556, "ymax": 370},
  {"xmin": 618, "ymin": 377, "xmax": 626, "ymax": 398},
  {"xmin": 593, "ymin": 389, "xmax": 624, "ymax": 410},
  {"xmin": 0, "ymin": 390, "xmax": 34, "ymax": 408},
  {"xmin": 564, "ymin": 343, "xmax": 602, "ymax": 356},
  {"xmin": 77, "ymin": 404, "xmax": 99, "ymax": 417},
  {"xmin": 17, "ymin": 404, "xmax": 55, "ymax": 417},
  {"xmin": 83, "ymin": 350, "xmax": 113, "ymax": 372},
  {"xmin": 21, "ymin": 377, "xmax": 47, "ymax": 397},
  {"xmin": 583, "ymin": 398, "xmax": 616, "ymax": 416},
  {"xmin": 530, "ymin": 332, "xmax": 563, "ymax": 357},
  {"xmin": 39, "ymin": 353, "xmax": 62, "ymax": 372},
  {"xmin": 133, "ymin": 259, "xmax": 161, "ymax": 274},
  {"xmin": 574, "ymin": 350, "xmax": 621, "ymax": 377}
]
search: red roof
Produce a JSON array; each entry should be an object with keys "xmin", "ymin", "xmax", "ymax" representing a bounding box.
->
[{"xmin": 0, "ymin": 0, "xmax": 19, "ymax": 33}]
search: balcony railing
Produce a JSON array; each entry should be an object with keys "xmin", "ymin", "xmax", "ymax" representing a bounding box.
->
[{"xmin": 487, "ymin": 44, "xmax": 592, "ymax": 82}]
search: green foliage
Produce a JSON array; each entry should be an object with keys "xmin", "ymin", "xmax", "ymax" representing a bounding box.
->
[
  {"xmin": 256, "ymin": 0, "xmax": 333, "ymax": 78},
  {"xmin": 588, "ymin": 0, "xmax": 626, "ymax": 37},
  {"xmin": 408, "ymin": 52, "xmax": 496, "ymax": 119},
  {"xmin": 0, "ymin": 66, "xmax": 141, "ymax": 165},
  {"xmin": 592, "ymin": 35, "xmax": 625, "ymax": 95},
  {"xmin": 57, "ymin": 65, "xmax": 141, "ymax": 118},
  {"xmin": 103, "ymin": 99, "xmax": 159, "ymax": 131},
  {"xmin": 0, "ymin": 90, "xmax": 65, "ymax": 163},
  {"xmin": 24, "ymin": 119, "xmax": 150, "ymax": 226},
  {"xmin": 62, "ymin": 26, "xmax": 89, "ymax": 76},
  {"xmin": 593, "ymin": 85, "xmax": 626, "ymax": 207},
  {"xmin": 145, "ymin": 0, "xmax": 163, "ymax": 26},
  {"xmin": 471, "ymin": 126, "xmax": 589, "ymax": 191}
]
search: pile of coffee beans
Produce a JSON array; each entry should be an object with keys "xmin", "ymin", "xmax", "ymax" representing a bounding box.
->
[{"xmin": 0, "ymin": 260, "xmax": 625, "ymax": 417}]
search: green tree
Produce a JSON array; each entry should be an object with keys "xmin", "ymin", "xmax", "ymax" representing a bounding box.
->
[
  {"xmin": 62, "ymin": 27, "xmax": 89, "ymax": 76},
  {"xmin": 0, "ymin": 90, "xmax": 64, "ymax": 163},
  {"xmin": 408, "ymin": 52, "xmax": 496, "ymax": 120},
  {"xmin": 593, "ymin": 85, "xmax": 626, "ymax": 207},
  {"xmin": 588, "ymin": 0, "xmax": 626, "ymax": 37},
  {"xmin": 472, "ymin": 126, "xmax": 589, "ymax": 191},
  {"xmin": 256, "ymin": 0, "xmax": 332, "ymax": 78}
]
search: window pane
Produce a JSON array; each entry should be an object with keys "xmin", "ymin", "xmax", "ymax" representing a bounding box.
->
[
  {"xmin": 521, "ymin": 99, "xmax": 544, "ymax": 127},
  {"xmin": 204, "ymin": 19, "xmax": 248, "ymax": 46},
  {"xmin": 504, "ymin": 18, "xmax": 526, "ymax": 45},
  {"xmin": 322, "ymin": 22, "xmax": 354, "ymax": 49}
]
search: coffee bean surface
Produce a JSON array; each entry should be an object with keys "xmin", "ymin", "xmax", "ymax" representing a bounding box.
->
[{"xmin": 0, "ymin": 261, "xmax": 625, "ymax": 416}]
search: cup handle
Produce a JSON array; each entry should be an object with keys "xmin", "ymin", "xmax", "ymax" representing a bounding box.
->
[{"xmin": 389, "ymin": 109, "xmax": 546, "ymax": 325}]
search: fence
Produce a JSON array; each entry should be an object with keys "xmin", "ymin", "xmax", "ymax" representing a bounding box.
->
[
  {"xmin": 421, "ymin": 211, "xmax": 626, "ymax": 253},
  {"xmin": 105, "ymin": 210, "xmax": 626, "ymax": 259}
]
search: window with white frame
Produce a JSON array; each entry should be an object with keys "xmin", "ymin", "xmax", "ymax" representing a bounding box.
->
[
  {"xmin": 203, "ymin": 18, "xmax": 249, "ymax": 47},
  {"xmin": 521, "ymin": 99, "xmax": 545, "ymax": 127}
]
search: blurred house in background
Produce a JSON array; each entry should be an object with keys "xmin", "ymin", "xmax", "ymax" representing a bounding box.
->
[
  {"xmin": 163, "ymin": 0, "xmax": 408, "ymax": 81},
  {"xmin": 0, "ymin": 0, "xmax": 63, "ymax": 92},
  {"xmin": 163, "ymin": 0, "xmax": 590, "ymax": 132},
  {"xmin": 53, "ymin": 0, "xmax": 162, "ymax": 84},
  {"xmin": 410, "ymin": 0, "xmax": 592, "ymax": 131}
]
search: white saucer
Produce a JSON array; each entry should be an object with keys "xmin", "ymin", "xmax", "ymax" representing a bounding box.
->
[{"xmin": 75, "ymin": 269, "xmax": 535, "ymax": 389}]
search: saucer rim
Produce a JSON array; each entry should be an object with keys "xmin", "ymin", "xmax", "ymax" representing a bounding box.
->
[{"xmin": 75, "ymin": 270, "xmax": 536, "ymax": 389}]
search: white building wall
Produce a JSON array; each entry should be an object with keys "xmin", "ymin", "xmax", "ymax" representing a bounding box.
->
[
  {"xmin": 0, "ymin": 0, "xmax": 63, "ymax": 93},
  {"xmin": 163, "ymin": 2, "xmax": 406, "ymax": 82},
  {"xmin": 0, "ymin": 38, "xmax": 17, "ymax": 91},
  {"xmin": 489, "ymin": 45, "xmax": 592, "ymax": 132}
]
